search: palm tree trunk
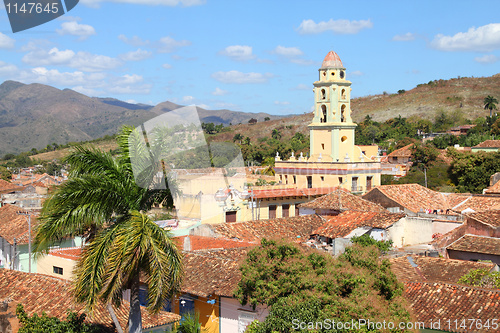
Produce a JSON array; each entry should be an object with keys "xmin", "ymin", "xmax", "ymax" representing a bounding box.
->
[{"xmin": 128, "ymin": 274, "xmax": 143, "ymax": 333}]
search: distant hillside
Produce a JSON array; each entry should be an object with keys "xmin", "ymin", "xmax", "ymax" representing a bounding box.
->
[{"xmin": 0, "ymin": 81, "xmax": 281, "ymax": 156}]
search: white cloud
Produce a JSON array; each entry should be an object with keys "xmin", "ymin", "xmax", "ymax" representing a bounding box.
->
[
  {"xmin": 182, "ymin": 95, "xmax": 195, "ymax": 103},
  {"xmin": 56, "ymin": 21, "xmax": 96, "ymax": 40},
  {"xmin": 29, "ymin": 67, "xmax": 87, "ymax": 86},
  {"xmin": 475, "ymin": 54, "xmax": 499, "ymax": 64},
  {"xmin": 81, "ymin": 0, "xmax": 205, "ymax": 8},
  {"xmin": 272, "ymin": 45, "xmax": 303, "ymax": 57},
  {"xmin": 119, "ymin": 48, "xmax": 152, "ymax": 61},
  {"xmin": 350, "ymin": 70, "xmax": 364, "ymax": 76},
  {"xmin": 290, "ymin": 58, "xmax": 317, "ymax": 66},
  {"xmin": 274, "ymin": 101, "xmax": 290, "ymax": 105},
  {"xmin": 118, "ymin": 34, "xmax": 149, "ymax": 46},
  {"xmin": 0, "ymin": 61, "xmax": 17, "ymax": 75},
  {"xmin": 393, "ymin": 32, "xmax": 416, "ymax": 41},
  {"xmin": 291, "ymin": 83, "xmax": 310, "ymax": 91},
  {"xmin": 211, "ymin": 70, "xmax": 273, "ymax": 84},
  {"xmin": 0, "ymin": 33, "xmax": 15, "ymax": 49},
  {"xmin": 157, "ymin": 36, "xmax": 191, "ymax": 53},
  {"xmin": 22, "ymin": 47, "xmax": 122, "ymax": 72},
  {"xmin": 162, "ymin": 63, "xmax": 172, "ymax": 69},
  {"xmin": 72, "ymin": 85, "xmax": 101, "ymax": 96},
  {"xmin": 219, "ymin": 45, "xmax": 255, "ymax": 61},
  {"xmin": 297, "ymin": 19, "xmax": 373, "ymax": 35},
  {"xmin": 212, "ymin": 87, "xmax": 228, "ymax": 96},
  {"xmin": 115, "ymin": 74, "xmax": 143, "ymax": 85},
  {"xmin": 431, "ymin": 23, "xmax": 500, "ymax": 52}
]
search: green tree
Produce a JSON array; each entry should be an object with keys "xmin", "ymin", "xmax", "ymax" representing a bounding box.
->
[
  {"xmin": 484, "ymin": 95, "xmax": 498, "ymax": 117},
  {"xmin": 33, "ymin": 126, "xmax": 183, "ymax": 333},
  {"xmin": 271, "ymin": 129, "xmax": 282, "ymax": 140},
  {"xmin": 0, "ymin": 165, "xmax": 12, "ymax": 181},
  {"xmin": 233, "ymin": 133, "xmax": 243, "ymax": 143}
]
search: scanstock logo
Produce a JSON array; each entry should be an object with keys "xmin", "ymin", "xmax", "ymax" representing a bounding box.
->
[{"xmin": 4, "ymin": 0, "xmax": 79, "ymax": 33}]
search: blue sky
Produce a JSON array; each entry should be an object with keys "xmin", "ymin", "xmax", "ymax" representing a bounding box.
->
[{"xmin": 0, "ymin": 0, "xmax": 499, "ymax": 115}]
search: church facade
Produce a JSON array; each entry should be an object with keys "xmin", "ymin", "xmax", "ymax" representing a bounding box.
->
[{"xmin": 274, "ymin": 51, "xmax": 381, "ymax": 194}]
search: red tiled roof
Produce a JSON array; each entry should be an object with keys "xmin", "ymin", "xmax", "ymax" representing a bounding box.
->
[
  {"xmin": 448, "ymin": 194, "xmax": 500, "ymax": 212},
  {"xmin": 389, "ymin": 255, "xmax": 496, "ymax": 284},
  {"xmin": 49, "ymin": 247, "xmax": 82, "ymax": 260},
  {"xmin": 387, "ymin": 143, "xmax": 414, "ymax": 158},
  {"xmin": 465, "ymin": 210, "xmax": 500, "ymax": 228},
  {"xmin": 0, "ymin": 179, "xmax": 23, "ymax": 193},
  {"xmin": 447, "ymin": 235, "xmax": 500, "ymax": 256},
  {"xmin": 363, "ymin": 184, "xmax": 450, "ymax": 213},
  {"xmin": 312, "ymin": 211, "xmax": 405, "ymax": 238},
  {"xmin": 297, "ymin": 188, "xmax": 386, "ymax": 212},
  {"xmin": 473, "ymin": 140, "xmax": 500, "ymax": 148},
  {"xmin": 182, "ymin": 248, "xmax": 250, "ymax": 298},
  {"xmin": 321, "ymin": 51, "xmax": 343, "ymax": 68},
  {"xmin": 0, "ymin": 204, "xmax": 38, "ymax": 245},
  {"xmin": 214, "ymin": 214, "xmax": 325, "ymax": 243},
  {"xmin": 252, "ymin": 187, "xmax": 332, "ymax": 199},
  {"xmin": 0, "ymin": 269, "xmax": 180, "ymax": 331},
  {"xmin": 485, "ymin": 179, "xmax": 500, "ymax": 194},
  {"xmin": 174, "ymin": 235, "xmax": 256, "ymax": 251},
  {"xmin": 405, "ymin": 281, "xmax": 500, "ymax": 332}
]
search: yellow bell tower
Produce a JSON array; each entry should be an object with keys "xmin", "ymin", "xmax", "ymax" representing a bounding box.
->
[{"xmin": 309, "ymin": 51, "xmax": 356, "ymax": 163}]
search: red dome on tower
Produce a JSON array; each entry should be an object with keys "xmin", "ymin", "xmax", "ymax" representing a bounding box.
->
[{"xmin": 321, "ymin": 51, "xmax": 343, "ymax": 68}]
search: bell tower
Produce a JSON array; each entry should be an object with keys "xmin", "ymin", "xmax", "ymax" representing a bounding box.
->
[{"xmin": 309, "ymin": 51, "xmax": 356, "ymax": 162}]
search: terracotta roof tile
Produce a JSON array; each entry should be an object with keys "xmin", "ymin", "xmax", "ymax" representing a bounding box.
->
[
  {"xmin": 363, "ymin": 184, "xmax": 451, "ymax": 213},
  {"xmin": 485, "ymin": 180, "xmax": 500, "ymax": 194},
  {"xmin": 447, "ymin": 235, "xmax": 500, "ymax": 256},
  {"xmin": 49, "ymin": 247, "xmax": 83, "ymax": 260},
  {"xmin": 0, "ymin": 179, "xmax": 23, "ymax": 193},
  {"xmin": 312, "ymin": 211, "xmax": 405, "ymax": 238},
  {"xmin": 448, "ymin": 194, "xmax": 500, "ymax": 212},
  {"xmin": 389, "ymin": 255, "xmax": 496, "ymax": 284},
  {"xmin": 0, "ymin": 269, "xmax": 179, "ymax": 331},
  {"xmin": 252, "ymin": 187, "xmax": 332, "ymax": 199},
  {"xmin": 181, "ymin": 248, "xmax": 250, "ymax": 298},
  {"xmin": 387, "ymin": 143, "xmax": 414, "ymax": 158},
  {"xmin": 465, "ymin": 210, "xmax": 500, "ymax": 228},
  {"xmin": 174, "ymin": 235, "xmax": 256, "ymax": 251},
  {"xmin": 321, "ymin": 51, "xmax": 343, "ymax": 68},
  {"xmin": 298, "ymin": 188, "xmax": 386, "ymax": 212},
  {"xmin": 473, "ymin": 140, "xmax": 500, "ymax": 148},
  {"xmin": 0, "ymin": 204, "xmax": 38, "ymax": 245},
  {"xmin": 405, "ymin": 282, "xmax": 500, "ymax": 332},
  {"xmin": 214, "ymin": 215, "xmax": 325, "ymax": 243}
]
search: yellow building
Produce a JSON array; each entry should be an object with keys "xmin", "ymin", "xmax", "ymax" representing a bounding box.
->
[{"xmin": 275, "ymin": 51, "xmax": 381, "ymax": 194}]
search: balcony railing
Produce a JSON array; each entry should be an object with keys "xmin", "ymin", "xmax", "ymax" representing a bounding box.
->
[{"xmin": 351, "ymin": 186, "xmax": 363, "ymax": 193}]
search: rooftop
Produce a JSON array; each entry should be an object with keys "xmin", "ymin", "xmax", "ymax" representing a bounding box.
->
[
  {"xmin": 297, "ymin": 188, "xmax": 386, "ymax": 212},
  {"xmin": 484, "ymin": 179, "xmax": 500, "ymax": 194},
  {"xmin": 181, "ymin": 247, "xmax": 249, "ymax": 298},
  {"xmin": 473, "ymin": 140, "xmax": 500, "ymax": 148},
  {"xmin": 49, "ymin": 247, "xmax": 83, "ymax": 260},
  {"xmin": 311, "ymin": 211, "xmax": 405, "ymax": 239},
  {"xmin": 0, "ymin": 269, "xmax": 180, "ymax": 331},
  {"xmin": 465, "ymin": 210, "xmax": 500, "ymax": 228},
  {"xmin": 214, "ymin": 214, "xmax": 325, "ymax": 243},
  {"xmin": 321, "ymin": 51, "xmax": 343, "ymax": 68},
  {"xmin": 389, "ymin": 255, "xmax": 496, "ymax": 284},
  {"xmin": 0, "ymin": 179, "xmax": 23, "ymax": 193},
  {"xmin": 0, "ymin": 204, "xmax": 38, "ymax": 245},
  {"xmin": 447, "ymin": 234, "xmax": 500, "ymax": 256},
  {"xmin": 174, "ymin": 235, "xmax": 256, "ymax": 251},
  {"xmin": 252, "ymin": 187, "xmax": 332, "ymax": 199},
  {"xmin": 405, "ymin": 281, "xmax": 500, "ymax": 332},
  {"xmin": 387, "ymin": 143, "xmax": 414, "ymax": 158}
]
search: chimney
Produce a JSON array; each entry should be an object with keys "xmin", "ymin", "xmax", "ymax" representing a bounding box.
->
[{"xmin": 183, "ymin": 236, "xmax": 191, "ymax": 251}]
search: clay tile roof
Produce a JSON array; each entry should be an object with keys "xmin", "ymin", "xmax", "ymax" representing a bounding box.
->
[
  {"xmin": 465, "ymin": 210, "xmax": 500, "ymax": 228},
  {"xmin": 363, "ymin": 184, "xmax": 450, "ymax": 213},
  {"xmin": 405, "ymin": 281, "xmax": 500, "ymax": 332},
  {"xmin": 448, "ymin": 194, "xmax": 500, "ymax": 212},
  {"xmin": 473, "ymin": 140, "xmax": 500, "ymax": 148},
  {"xmin": 214, "ymin": 214, "xmax": 325, "ymax": 243},
  {"xmin": 485, "ymin": 179, "xmax": 500, "ymax": 194},
  {"xmin": 321, "ymin": 51, "xmax": 343, "ymax": 68},
  {"xmin": 389, "ymin": 255, "xmax": 496, "ymax": 284},
  {"xmin": 447, "ymin": 235, "xmax": 500, "ymax": 256},
  {"xmin": 174, "ymin": 235, "xmax": 256, "ymax": 251},
  {"xmin": 312, "ymin": 211, "xmax": 405, "ymax": 238},
  {"xmin": 181, "ymin": 247, "xmax": 250, "ymax": 298},
  {"xmin": 0, "ymin": 204, "xmax": 38, "ymax": 245},
  {"xmin": 298, "ymin": 188, "xmax": 386, "ymax": 212},
  {"xmin": 0, "ymin": 269, "xmax": 180, "ymax": 331},
  {"xmin": 0, "ymin": 179, "xmax": 23, "ymax": 193},
  {"xmin": 387, "ymin": 143, "xmax": 414, "ymax": 158},
  {"xmin": 252, "ymin": 187, "xmax": 331, "ymax": 199},
  {"xmin": 49, "ymin": 247, "xmax": 83, "ymax": 260}
]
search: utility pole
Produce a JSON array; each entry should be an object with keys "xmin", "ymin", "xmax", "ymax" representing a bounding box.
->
[
  {"xmin": 17, "ymin": 211, "xmax": 31, "ymax": 273},
  {"xmin": 424, "ymin": 167, "xmax": 428, "ymax": 188}
]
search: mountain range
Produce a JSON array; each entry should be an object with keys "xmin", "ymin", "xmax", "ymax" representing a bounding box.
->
[{"xmin": 0, "ymin": 81, "xmax": 281, "ymax": 156}]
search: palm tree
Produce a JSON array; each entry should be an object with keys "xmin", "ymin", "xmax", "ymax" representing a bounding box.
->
[
  {"xmin": 33, "ymin": 126, "xmax": 183, "ymax": 333},
  {"xmin": 484, "ymin": 95, "xmax": 498, "ymax": 117}
]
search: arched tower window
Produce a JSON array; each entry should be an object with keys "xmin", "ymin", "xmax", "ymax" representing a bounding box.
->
[
  {"xmin": 341, "ymin": 89, "xmax": 346, "ymax": 100},
  {"xmin": 341, "ymin": 104, "xmax": 346, "ymax": 122},
  {"xmin": 321, "ymin": 105, "xmax": 327, "ymax": 123},
  {"xmin": 321, "ymin": 89, "xmax": 326, "ymax": 100}
]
